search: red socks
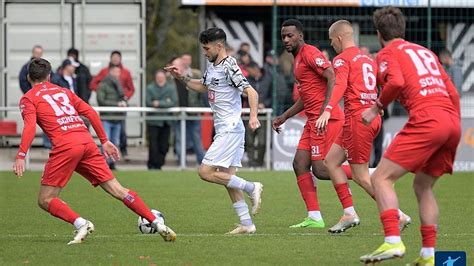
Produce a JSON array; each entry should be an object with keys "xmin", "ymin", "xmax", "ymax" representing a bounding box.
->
[
  {"xmin": 122, "ymin": 190, "xmax": 156, "ymax": 223},
  {"xmin": 421, "ymin": 225, "xmax": 437, "ymax": 247},
  {"xmin": 380, "ymin": 209, "xmax": 400, "ymax": 237},
  {"xmin": 297, "ymin": 172, "xmax": 320, "ymax": 211},
  {"xmin": 334, "ymin": 182, "xmax": 353, "ymax": 209},
  {"xmin": 48, "ymin": 198, "xmax": 80, "ymax": 224},
  {"xmin": 341, "ymin": 165, "xmax": 352, "ymax": 180}
]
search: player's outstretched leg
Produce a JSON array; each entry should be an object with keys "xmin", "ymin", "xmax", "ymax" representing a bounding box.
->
[
  {"xmin": 411, "ymin": 172, "xmax": 439, "ymax": 266},
  {"xmin": 360, "ymin": 158, "xmax": 407, "ymax": 263},
  {"xmin": 99, "ymin": 179, "xmax": 176, "ymax": 242},
  {"xmin": 289, "ymin": 151, "xmax": 325, "ymax": 228},
  {"xmin": 225, "ymin": 187, "xmax": 256, "ymax": 235},
  {"xmin": 325, "ymin": 144, "xmax": 359, "ymax": 233},
  {"xmin": 38, "ymin": 185, "xmax": 94, "ymax": 245},
  {"xmin": 199, "ymin": 164, "xmax": 263, "ymax": 215}
]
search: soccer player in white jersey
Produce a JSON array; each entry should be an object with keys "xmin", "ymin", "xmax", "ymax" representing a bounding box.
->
[{"xmin": 165, "ymin": 27, "xmax": 263, "ymax": 234}]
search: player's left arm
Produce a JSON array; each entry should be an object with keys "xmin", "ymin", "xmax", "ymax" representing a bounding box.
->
[
  {"xmin": 243, "ymin": 86, "xmax": 261, "ymax": 131},
  {"xmin": 440, "ymin": 64, "xmax": 461, "ymax": 116},
  {"xmin": 362, "ymin": 50, "xmax": 404, "ymax": 124},
  {"xmin": 73, "ymin": 94, "xmax": 120, "ymax": 161},
  {"xmin": 13, "ymin": 97, "xmax": 37, "ymax": 177}
]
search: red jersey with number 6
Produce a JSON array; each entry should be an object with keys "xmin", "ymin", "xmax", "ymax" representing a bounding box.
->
[
  {"xmin": 327, "ymin": 46, "xmax": 378, "ymax": 117},
  {"xmin": 17, "ymin": 82, "xmax": 107, "ymax": 158}
]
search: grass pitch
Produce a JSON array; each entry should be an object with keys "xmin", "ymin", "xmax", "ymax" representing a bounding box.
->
[{"xmin": 0, "ymin": 170, "xmax": 472, "ymax": 265}]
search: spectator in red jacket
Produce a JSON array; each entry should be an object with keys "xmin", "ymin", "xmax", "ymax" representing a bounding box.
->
[
  {"xmin": 90, "ymin": 50, "xmax": 135, "ymax": 160},
  {"xmin": 90, "ymin": 50, "xmax": 135, "ymax": 101}
]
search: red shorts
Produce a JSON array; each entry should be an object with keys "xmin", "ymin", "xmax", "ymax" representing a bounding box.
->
[
  {"xmin": 385, "ymin": 109, "xmax": 461, "ymax": 177},
  {"xmin": 297, "ymin": 119, "xmax": 344, "ymax": 161},
  {"xmin": 41, "ymin": 142, "xmax": 115, "ymax": 188},
  {"xmin": 335, "ymin": 114, "xmax": 381, "ymax": 164}
]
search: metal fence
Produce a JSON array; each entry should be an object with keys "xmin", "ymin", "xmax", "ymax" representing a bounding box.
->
[{"xmin": 0, "ymin": 106, "xmax": 273, "ymax": 170}]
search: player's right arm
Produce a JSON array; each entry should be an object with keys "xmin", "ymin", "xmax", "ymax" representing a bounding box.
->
[
  {"xmin": 164, "ymin": 66, "xmax": 208, "ymax": 93},
  {"xmin": 362, "ymin": 50, "xmax": 404, "ymax": 125},
  {"xmin": 13, "ymin": 97, "xmax": 37, "ymax": 177},
  {"xmin": 316, "ymin": 57, "xmax": 349, "ymax": 132},
  {"xmin": 272, "ymin": 98, "xmax": 304, "ymax": 133}
]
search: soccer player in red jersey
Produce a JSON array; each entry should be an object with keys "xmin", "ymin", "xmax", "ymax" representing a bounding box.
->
[
  {"xmin": 316, "ymin": 20, "xmax": 411, "ymax": 234},
  {"xmin": 359, "ymin": 7, "xmax": 461, "ymax": 265},
  {"xmin": 273, "ymin": 19, "xmax": 350, "ymax": 228},
  {"xmin": 13, "ymin": 58, "xmax": 177, "ymax": 244}
]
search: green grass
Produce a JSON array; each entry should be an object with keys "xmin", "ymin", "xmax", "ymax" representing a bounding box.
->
[{"xmin": 0, "ymin": 171, "xmax": 473, "ymax": 265}]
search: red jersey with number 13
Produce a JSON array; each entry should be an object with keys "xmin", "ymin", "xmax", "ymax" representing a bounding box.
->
[
  {"xmin": 293, "ymin": 44, "xmax": 343, "ymax": 121},
  {"xmin": 18, "ymin": 82, "xmax": 107, "ymax": 157}
]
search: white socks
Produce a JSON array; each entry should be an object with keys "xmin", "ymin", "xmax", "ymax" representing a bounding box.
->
[
  {"xmin": 420, "ymin": 247, "xmax": 435, "ymax": 259},
  {"xmin": 385, "ymin": 236, "xmax": 401, "ymax": 244},
  {"xmin": 227, "ymin": 175, "xmax": 255, "ymax": 194},
  {"xmin": 73, "ymin": 217, "xmax": 87, "ymax": 230},
  {"xmin": 343, "ymin": 206, "xmax": 356, "ymax": 216},
  {"xmin": 308, "ymin": 211, "xmax": 322, "ymax": 221},
  {"xmin": 233, "ymin": 200, "xmax": 253, "ymax": 226}
]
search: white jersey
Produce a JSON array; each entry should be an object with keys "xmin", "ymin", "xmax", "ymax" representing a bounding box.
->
[{"xmin": 202, "ymin": 56, "xmax": 249, "ymax": 134}]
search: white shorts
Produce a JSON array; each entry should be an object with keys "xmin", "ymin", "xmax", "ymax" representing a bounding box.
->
[{"xmin": 202, "ymin": 131, "xmax": 245, "ymax": 168}]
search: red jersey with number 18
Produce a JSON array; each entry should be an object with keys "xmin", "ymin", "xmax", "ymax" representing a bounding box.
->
[
  {"xmin": 293, "ymin": 44, "xmax": 343, "ymax": 121},
  {"xmin": 17, "ymin": 82, "xmax": 107, "ymax": 158}
]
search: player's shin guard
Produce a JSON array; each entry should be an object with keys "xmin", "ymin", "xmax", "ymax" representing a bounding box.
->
[
  {"xmin": 122, "ymin": 190, "xmax": 156, "ymax": 223},
  {"xmin": 381, "ymin": 209, "xmax": 401, "ymax": 242},
  {"xmin": 334, "ymin": 182, "xmax": 353, "ymax": 209},
  {"xmin": 421, "ymin": 225, "xmax": 437, "ymax": 248},
  {"xmin": 48, "ymin": 197, "xmax": 80, "ymax": 224},
  {"xmin": 297, "ymin": 172, "xmax": 320, "ymax": 211},
  {"xmin": 341, "ymin": 165, "xmax": 352, "ymax": 180}
]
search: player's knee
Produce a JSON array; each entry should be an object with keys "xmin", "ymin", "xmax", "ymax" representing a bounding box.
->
[
  {"xmin": 292, "ymin": 160, "xmax": 306, "ymax": 174},
  {"xmin": 198, "ymin": 166, "xmax": 212, "ymax": 182},
  {"xmin": 312, "ymin": 167, "xmax": 330, "ymax": 180},
  {"xmin": 37, "ymin": 197, "xmax": 51, "ymax": 211}
]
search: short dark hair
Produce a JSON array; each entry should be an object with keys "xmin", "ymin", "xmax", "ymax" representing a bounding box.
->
[
  {"xmin": 67, "ymin": 48, "xmax": 79, "ymax": 58},
  {"xmin": 246, "ymin": 61, "xmax": 260, "ymax": 69},
  {"xmin": 281, "ymin": 19, "xmax": 303, "ymax": 33},
  {"xmin": 373, "ymin": 6, "xmax": 406, "ymax": 41},
  {"xmin": 111, "ymin": 50, "xmax": 122, "ymax": 57},
  {"xmin": 28, "ymin": 58, "xmax": 51, "ymax": 82},
  {"xmin": 199, "ymin": 27, "xmax": 226, "ymax": 44}
]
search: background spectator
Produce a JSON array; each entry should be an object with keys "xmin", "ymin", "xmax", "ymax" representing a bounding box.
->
[
  {"xmin": 52, "ymin": 59, "xmax": 78, "ymax": 92},
  {"xmin": 245, "ymin": 62, "xmax": 272, "ymax": 167},
  {"xmin": 146, "ymin": 70, "xmax": 177, "ymax": 170},
  {"xmin": 171, "ymin": 56, "xmax": 205, "ymax": 165},
  {"xmin": 19, "ymin": 45, "xmax": 43, "ymax": 94},
  {"xmin": 96, "ymin": 65, "xmax": 127, "ymax": 170},
  {"xmin": 439, "ymin": 49, "xmax": 464, "ymax": 97},
  {"xmin": 91, "ymin": 50, "xmax": 135, "ymax": 160},
  {"xmin": 67, "ymin": 48, "xmax": 92, "ymax": 103}
]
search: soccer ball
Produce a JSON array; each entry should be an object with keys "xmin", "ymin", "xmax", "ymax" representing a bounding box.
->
[{"xmin": 137, "ymin": 209, "xmax": 165, "ymax": 234}]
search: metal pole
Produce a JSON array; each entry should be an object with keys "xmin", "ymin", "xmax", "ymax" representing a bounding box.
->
[
  {"xmin": 427, "ymin": 0, "xmax": 432, "ymax": 49},
  {"xmin": 265, "ymin": 111, "xmax": 271, "ymax": 170},
  {"xmin": 60, "ymin": 0, "xmax": 65, "ymax": 58},
  {"xmin": 271, "ymin": 0, "xmax": 278, "ymax": 116},
  {"xmin": 180, "ymin": 111, "xmax": 186, "ymax": 169},
  {"xmin": 81, "ymin": 0, "xmax": 85, "ymax": 62}
]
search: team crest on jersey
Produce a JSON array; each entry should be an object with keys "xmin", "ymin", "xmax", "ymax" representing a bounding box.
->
[
  {"xmin": 208, "ymin": 90, "xmax": 216, "ymax": 103},
  {"xmin": 315, "ymin": 57, "xmax": 325, "ymax": 67},
  {"xmin": 379, "ymin": 61, "xmax": 388, "ymax": 73},
  {"xmin": 19, "ymin": 104, "xmax": 25, "ymax": 113},
  {"xmin": 334, "ymin": 59, "xmax": 344, "ymax": 68}
]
